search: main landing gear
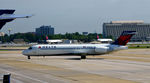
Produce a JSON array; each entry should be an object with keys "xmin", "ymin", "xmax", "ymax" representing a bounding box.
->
[
  {"xmin": 27, "ymin": 56, "xmax": 31, "ymax": 59},
  {"xmin": 81, "ymin": 55, "xmax": 86, "ymax": 59}
]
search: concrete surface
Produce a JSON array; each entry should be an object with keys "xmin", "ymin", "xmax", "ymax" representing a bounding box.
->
[{"xmin": 0, "ymin": 49, "xmax": 150, "ymax": 83}]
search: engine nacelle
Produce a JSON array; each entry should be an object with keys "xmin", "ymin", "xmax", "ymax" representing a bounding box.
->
[{"xmin": 95, "ymin": 46, "xmax": 109, "ymax": 54}]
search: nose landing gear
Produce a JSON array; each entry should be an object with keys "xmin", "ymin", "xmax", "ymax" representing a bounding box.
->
[
  {"xmin": 27, "ymin": 56, "xmax": 31, "ymax": 59},
  {"xmin": 81, "ymin": 55, "xmax": 86, "ymax": 59}
]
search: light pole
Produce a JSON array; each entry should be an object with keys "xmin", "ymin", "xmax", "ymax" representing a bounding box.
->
[
  {"xmin": 0, "ymin": 32, "xmax": 5, "ymax": 43},
  {"xmin": 8, "ymin": 28, "xmax": 12, "ymax": 43},
  {"xmin": 8, "ymin": 28, "xmax": 12, "ymax": 36}
]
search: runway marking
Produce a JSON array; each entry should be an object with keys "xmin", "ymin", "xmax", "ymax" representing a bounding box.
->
[
  {"xmin": 11, "ymin": 78, "xmax": 24, "ymax": 83},
  {"xmin": 89, "ymin": 55, "xmax": 150, "ymax": 62},
  {"xmin": 104, "ymin": 59, "xmax": 150, "ymax": 67},
  {"xmin": 0, "ymin": 55, "xmax": 138, "ymax": 83}
]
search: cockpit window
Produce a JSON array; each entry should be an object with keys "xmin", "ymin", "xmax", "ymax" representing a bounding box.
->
[{"xmin": 28, "ymin": 47, "xmax": 32, "ymax": 50}]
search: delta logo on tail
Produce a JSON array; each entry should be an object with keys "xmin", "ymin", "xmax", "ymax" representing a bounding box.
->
[
  {"xmin": 46, "ymin": 35, "xmax": 49, "ymax": 40},
  {"xmin": 112, "ymin": 31, "xmax": 137, "ymax": 45}
]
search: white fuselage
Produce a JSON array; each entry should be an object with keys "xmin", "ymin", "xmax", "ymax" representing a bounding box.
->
[{"xmin": 22, "ymin": 44, "xmax": 128, "ymax": 56}]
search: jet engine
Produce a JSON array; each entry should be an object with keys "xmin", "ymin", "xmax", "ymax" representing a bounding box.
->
[{"xmin": 95, "ymin": 46, "xmax": 109, "ymax": 54}]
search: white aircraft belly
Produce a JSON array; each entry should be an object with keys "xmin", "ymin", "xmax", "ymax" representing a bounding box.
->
[{"xmin": 73, "ymin": 49, "xmax": 95, "ymax": 54}]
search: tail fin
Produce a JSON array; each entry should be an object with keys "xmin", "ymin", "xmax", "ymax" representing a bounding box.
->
[
  {"xmin": 0, "ymin": 19, "xmax": 14, "ymax": 30},
  {"xmin": 112, "ymin": 31, "xmax": 136, "ymax": 45},
  {"xmin": 0, "ymin": 9, "xmax": 15, "ymax": 15},
  {"xmin": 97, "ymin": 35, "xmax": 99, "ymax": 40},
  {"xmin": 0, "ymin": 22, "xmax": 6, "ymax": 30},
  {"xmin": 46, "ymin": 35, "xmax": 49, "ymax": 40},
  {"xmin": 0, "ymin": 9, "xmax": 15, "ymax": 30}
]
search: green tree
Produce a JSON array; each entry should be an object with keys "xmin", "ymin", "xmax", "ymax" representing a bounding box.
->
[{"xmin": 1, "ymin": 32, "xmax": 103, "ymax": 43}]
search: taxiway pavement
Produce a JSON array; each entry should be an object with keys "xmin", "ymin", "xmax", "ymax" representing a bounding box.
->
[{"xmin": 0, "ymin": 49, "xmax": 150, "ymax": 83}]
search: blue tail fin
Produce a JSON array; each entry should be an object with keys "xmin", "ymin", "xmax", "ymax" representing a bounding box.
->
[
  {"xmin": 112, "ymin": 31, "xmax": 136, "ymax": 45},
  {"xmin": 0, "ymin": 9, "xmax": 15, "ymax": 15},
  {"xmin": 0, "ymin": 9, "xmax": 15, "ymax": 30},
  {"xmin": 0, "ymin": 22, "xmax": 6, "ymax": 30},
  {"xmin": 0, "ymin": 19, "xmax": 14, "ymax": 30}
]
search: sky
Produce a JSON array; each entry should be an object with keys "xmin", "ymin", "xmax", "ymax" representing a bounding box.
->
[{"xmin": 0, "ymin": 0, "xmax": 150, "ymax": 34}]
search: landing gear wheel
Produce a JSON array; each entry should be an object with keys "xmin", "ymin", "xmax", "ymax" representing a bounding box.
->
[
  {"xmin": 81, "ymin": 55, "xmax": 86, "ymax": 59},
  {"xmin": 28, "ymin": 56, "xmax": 31, "ymax": 59}
]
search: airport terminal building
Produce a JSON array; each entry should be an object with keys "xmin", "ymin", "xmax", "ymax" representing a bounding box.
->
[
  {"xmin": 103, "ymin": 21, "xmax": 150, "ymax": 41},
  {"xmin": 36, "ymin": 25, "xmax": 54, "ymax": 35}
]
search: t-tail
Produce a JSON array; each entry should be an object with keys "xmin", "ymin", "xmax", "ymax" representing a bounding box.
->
[
  {"xmin": 0, "ymin": 9, "xmax": 15, "ymax": 30},
  {"xmin": 0, "ymin": 9, "xmax": 32, "ymax": 30},
  {"xmin": 112, "ymin": 31, "xmax": 136, "ymax": 45}
]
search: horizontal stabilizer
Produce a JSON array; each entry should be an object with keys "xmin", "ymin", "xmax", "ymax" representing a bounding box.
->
[{"xmin": 0, "ymin": 14, "xmax": 33, "ymax": 20}]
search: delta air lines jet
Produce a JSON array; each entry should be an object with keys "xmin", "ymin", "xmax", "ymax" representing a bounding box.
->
[{"xmin": 23, "ymin": 31, "xmax": 136, "ymax": 59}]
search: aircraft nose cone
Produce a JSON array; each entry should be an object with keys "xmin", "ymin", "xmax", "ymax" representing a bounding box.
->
[
  {"xmin": 22, "ymin": 50, "xmax": 29, "ymax": 55},
  {"xmin": 121, "ymin": 46, "xmax": 128, "ymax": 50}
]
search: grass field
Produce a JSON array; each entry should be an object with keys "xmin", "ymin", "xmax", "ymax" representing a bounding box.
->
[{"xmin": 127, "ymin": 44, "xmax": 150, "ymax": 49}]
